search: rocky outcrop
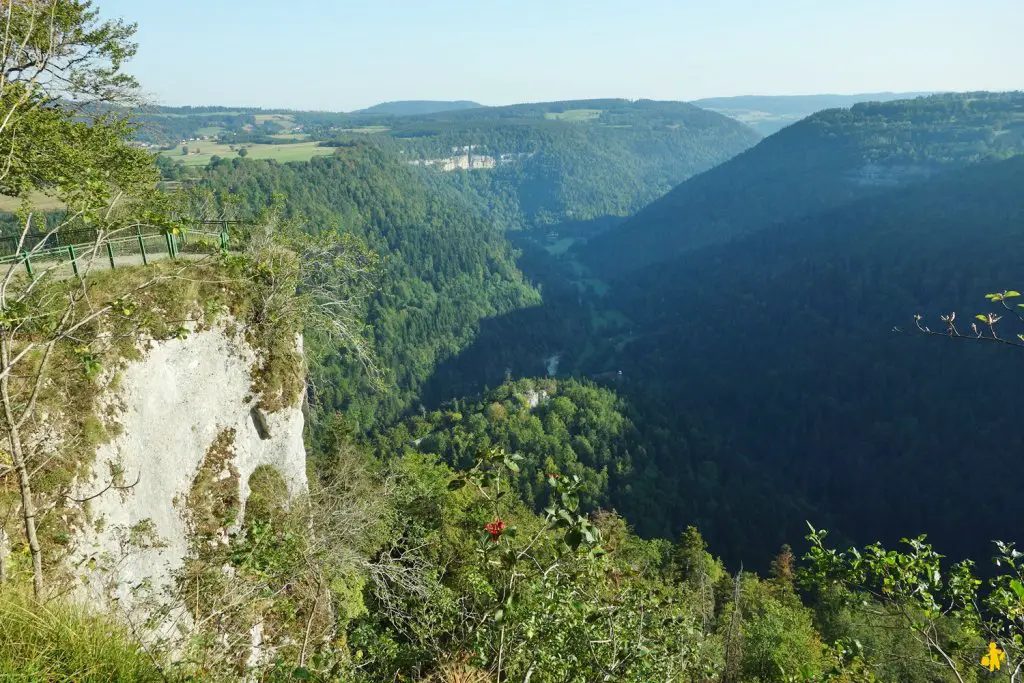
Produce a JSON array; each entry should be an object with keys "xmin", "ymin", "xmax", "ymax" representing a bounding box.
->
[
  {"xmin": 67, "ymin": 322, "xmax": 307, "ymax": 636},
  {"xmin": 523, "ymin": 389, "xmax": 550, "ymax": 410}
]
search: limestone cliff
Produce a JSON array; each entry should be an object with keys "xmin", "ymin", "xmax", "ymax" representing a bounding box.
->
[{"xmin": 67, "ymin": 321, "xmax": 308, "ymax": 634}]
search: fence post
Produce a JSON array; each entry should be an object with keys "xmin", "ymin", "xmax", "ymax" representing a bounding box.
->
[
  {"xmin": 165, "ymin": 232, "xmax": 175, "ymax": 259},
  {"xmin": 68, "ymin": 245, "xmax": 79, "ymax": 278},
  {"xmin": 21, "ymin": 250, "xmax": 33, "ymax": 280},
  {"xmin": 106, "ymin": 242, "xmax": 116, "ymax": 270},
  {"xmin": 220, "ymin": 229, "xmax": 229, "ymax": 251},
  {"xmin": 138, "ymin": 227, "xmax": 148, "ymax": 265}
]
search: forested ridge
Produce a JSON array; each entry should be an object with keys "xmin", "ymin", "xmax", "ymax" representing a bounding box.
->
[
  {"xmin": 601, "ymin": 156, "xmax": 1024, "ymax": 563},
  {"xmin": 582, "ymin": 91, "xmax": 1024, "ymax": 278},
  {"xmin": 352, "ymin": 100, "xmax": 483, "ymax": 116},
  {"xmin": 152, "ymin": 98, "xmax": 761, "ymax": 230},
  {"xmin": 188, "ymin": 95, "xmax": 1024, "ymax": 567},
  {"xmin": 359, "ymin": 99, "xmax": 761, "ymax": 228},
  {"xmin": 197, "ymin": 145, "xmax": 539, "ymax": 428},
  {"xmin": 172, "ymin": 99, "xmax": 760, "ymax": 428},
  {"xmin": 692, "ymin": 92, "xmax": 935, "ymax": 135},
  {"xmin": 394, "ymin": 93, "xmax": 1024, "ymax": 570}
]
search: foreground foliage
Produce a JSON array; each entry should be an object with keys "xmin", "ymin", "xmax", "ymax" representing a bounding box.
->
[
  {"xmin": 343, "ymin": 448, "xmax": 829, "ymax": 682},
  {"xmin": 0, "ymin": 588, "xmax": 167, "ymax": 681}
]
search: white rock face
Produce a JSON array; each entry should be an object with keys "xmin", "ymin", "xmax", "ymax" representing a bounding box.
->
[
  {"xmin": 524, "ymin": 389, "xmax": 550, "ymax": 410},
  {"xmin": 68, "ymin": 323, "xmax": 307, "ymax": 632}
]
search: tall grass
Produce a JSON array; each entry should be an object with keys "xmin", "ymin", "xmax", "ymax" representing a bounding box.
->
[{"xmin": 0, "ymin": 588, "xmax": 168, "ymax": 681}]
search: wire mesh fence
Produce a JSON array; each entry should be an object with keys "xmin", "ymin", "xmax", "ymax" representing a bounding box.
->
[
  {"xmin": 0, "ymin": 226, "xmax": 106, "ymax": 259},
  {"xmin": 0, "ymin": 225, "xmax": 231, "ymax": 280}
]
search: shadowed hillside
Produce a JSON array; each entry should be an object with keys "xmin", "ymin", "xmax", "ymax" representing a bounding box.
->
[{"xmin": 582, "ymin": 91, "xmax": 1024, "ymax": 279}]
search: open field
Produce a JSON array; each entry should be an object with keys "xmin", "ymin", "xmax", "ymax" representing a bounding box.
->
[
  {"xmin": 544, "ymin": 109, "xmax": 603, "ymax": 122},
  {"xmin": 254, "ymin": 113, "xmax": 295, "ymax": 127},
  {"xmin": 152, "ymin": 111, "xmax": 245, "ymax": 118},
  {"xmin": 338, "ymin": 126, "xmax": 391, "ymax": 134},
  {"xmin": 159, "ymin": 140, "xmax": 335, "ymax": 166},
  {"xmin": 0, "ymin": 192, "xmax": 64, "ymax": 213}
]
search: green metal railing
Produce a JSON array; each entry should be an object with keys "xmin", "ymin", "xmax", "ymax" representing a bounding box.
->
[{"xmin": 0, "ymin": 222, "xmax": 233, "ymax": 280}]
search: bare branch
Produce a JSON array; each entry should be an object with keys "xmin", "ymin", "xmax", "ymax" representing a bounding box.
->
[{"xmin": 66, "ymin": 469, "xmax": 141, "ymax": 504}]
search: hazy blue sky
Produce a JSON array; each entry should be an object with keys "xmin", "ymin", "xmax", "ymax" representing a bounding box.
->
[{"xmin": 99, "ymin": 0, "xmax": 1022, "ymax": 111}]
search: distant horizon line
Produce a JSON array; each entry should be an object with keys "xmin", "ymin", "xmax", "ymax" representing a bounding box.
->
[{"xmin": 138, "ymin": 88, "xmax": 1024, "ymax": 115}]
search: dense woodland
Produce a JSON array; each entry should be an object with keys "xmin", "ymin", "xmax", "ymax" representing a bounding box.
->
[
  {"xmin": 198, "ymin": 147, "xmax": 539, "ymax": 429},
  {"xmin": 582, "ymin": 92, "xmax": 1024, "ymax": 277},
  {"xmin": 364, "ymin": 99, "xmax": 760, "ymax": 227},
  {"xmin": 149, "ymin": 98, "xmax": 760, "ymax": 230},
  {"xmin": 405, "ymin": 93, "xmax": 1024, "ymax": 568},
  {"xmin": 601, "ymin": 156, "xmax": 1024, "ymax": 564},
  {"xmin": 160, "ymin": 87, "xmax": 1024, "ymax": 650}
]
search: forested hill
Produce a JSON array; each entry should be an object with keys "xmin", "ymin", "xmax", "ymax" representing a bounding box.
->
[
  {"xmin": 581, "ymin": 91, "xmax": 1024, "ymax": 279},
  {"xmin": 148, "ymin": 98, "xmax": 760, "ymax": 230},
  {"xmin": 693, "ymin": 91, "xmax": 934, "ymax": 135},
  {"xmin": 375, "ymin": 377, "xmax": 809, "ymax": 560},
  {"xmin": 199, "ymin": 145, "xmax": 539, "ymax": 428},
  {"xmin": 365, "ymin": 98, "xmax": 761, "ymax": 228},
  {"xmin": 601, "ymin": 155, "xmax": 1024, "ymax": 563},
  {"xmin": 415, "ymin": 98, "xmax": 745, "ymax": 124},
  {"xmin": 352, "ymin": 100, "xmax": 483, "ymax": 116}
]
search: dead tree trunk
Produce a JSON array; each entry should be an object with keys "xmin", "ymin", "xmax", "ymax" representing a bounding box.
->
[{"xmin": 0, "ymin": 338, "xmax": 43, "ymax": 598}]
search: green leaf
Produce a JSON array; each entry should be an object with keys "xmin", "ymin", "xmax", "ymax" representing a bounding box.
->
[
  {"xmin": 1006, "ymin": 291, "xmax": 1021, "ymax": 298},
  {"xmin": 1011, "ymin": 579, "xmax": 1024, "ymax": 600},
  {"xmin": 447, "ymin": 478, "xmax": 466, "ymax": 491},
  {"xmin": 292, "ymin": 668, "xmax": 311, "ymax": 680},
  {"xmin": 976, "ymin": 314, "xmax": 989, "ymax": 322},
  {"xmin": 565, "ymin": 528, "xmax": 584, "ymax": 550}
]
